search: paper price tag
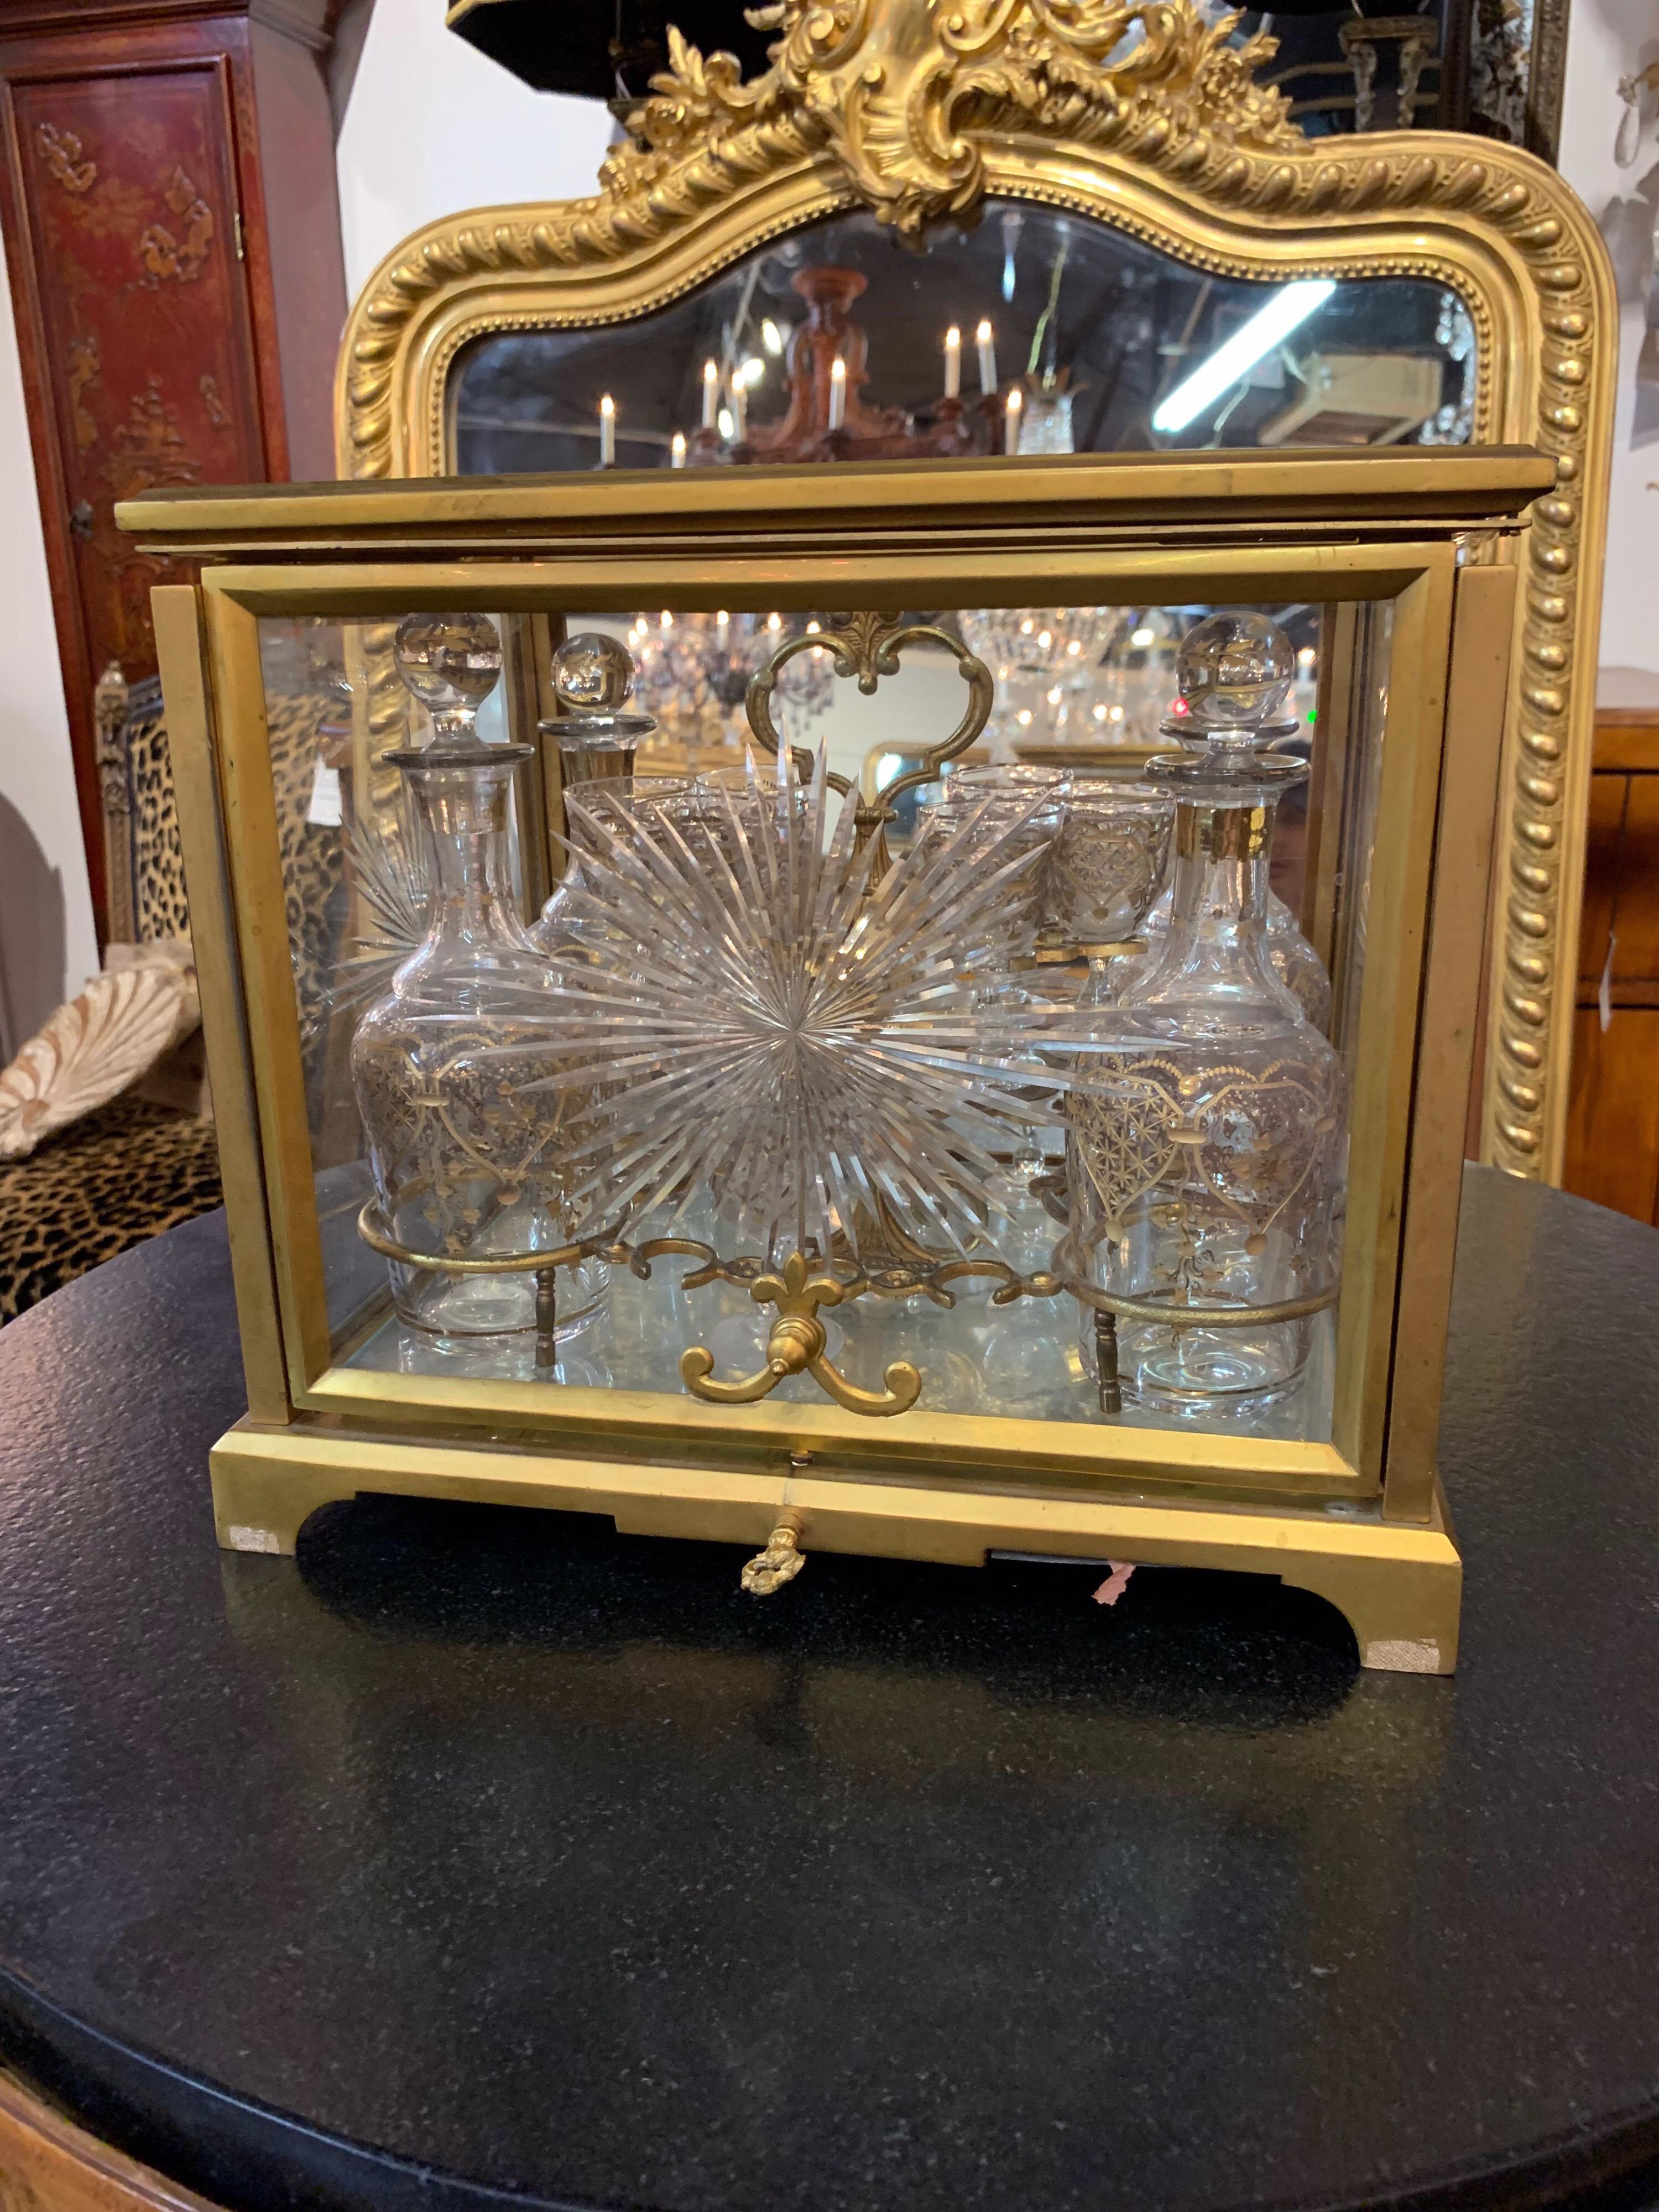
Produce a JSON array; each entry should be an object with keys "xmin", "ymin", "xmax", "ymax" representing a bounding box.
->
[{"xmin": 307, "ymin": 760, "xmax": 343, "ymax": 828}]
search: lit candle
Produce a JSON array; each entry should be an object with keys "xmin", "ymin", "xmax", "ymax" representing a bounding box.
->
[
  {"xmin": 828, "ymin": 355, "xmax": 847, "ymax": 431},
  {"xmin": 976, "ymin": 318, "xmax": 997, "ymax": 394},
  {"xmin": 702, "ymin": 359, "xmax": 719, "ymax": 430},
  {"xmin": 1005, "ymin": 385, "xmax": 1022, "ymax": 453},
  {"xmin": 943, "ymin": 325, "xmax": 961, "ymax": 400},
  {"xmin": 733, "ymin": 378, "xmax": 748, "ymax": 442},
  {"xmin": 671, "ymin": 430, "xmax": 686, "ymax": 468},
  {"xmin": 598, "ymin": 393, "xmax": 615, "ymax": 467}
]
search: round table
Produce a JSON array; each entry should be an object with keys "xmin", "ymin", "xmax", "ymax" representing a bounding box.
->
[{"xmin": 2, "ymin": 1170, "xmax": 1658, "ymax": 2212}]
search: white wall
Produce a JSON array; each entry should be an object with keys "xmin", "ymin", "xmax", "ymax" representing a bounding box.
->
[
  {"xmin": 335, "ymin": 0, "xmax": 613, "ymax": 305},
  {"xmin": 0, "ymin": 220, "xmax": 98, "ymax": 1058},
  {"xmin": 1557, "ymin": 0, "xmax": 1659, "ymax": 702}
]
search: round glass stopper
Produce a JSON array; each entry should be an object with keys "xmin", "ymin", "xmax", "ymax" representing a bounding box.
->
[
  {"xmin": 393, "ymin": 612, "xmax": 503, "ymax": 723},
  {"xmin": 1175, "ymin": 610, "xmax": 1294, "ymax": 734},
  {"xmin": 553, "ymin": 632, "xmax": 637, "ymax": 712}
]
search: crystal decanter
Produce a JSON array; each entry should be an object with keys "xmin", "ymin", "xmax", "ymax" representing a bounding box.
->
[
  {"xmin": 531, "ymin": 631, "xmax": 665, "ymax": 959},
  {"xmin": 1135, "ymin": 877, "xmax": 1331, "ymax": 1032},
  {"xmin": 351, "ymin": 614, "xmax": 609, "ymax": 1343},
  {"xmin": 1066, "ymin": 612, "xmax": 1347, "ymax": 1418},
  {"xmin": 1131, "ymin": 656, "xmax": 1332, "ymax": 1038}
]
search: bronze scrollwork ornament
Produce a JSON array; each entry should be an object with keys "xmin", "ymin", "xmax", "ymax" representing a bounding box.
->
[{"xmin": 336, "ymin": 0, "xmax": 1614, "ymax": 1184}]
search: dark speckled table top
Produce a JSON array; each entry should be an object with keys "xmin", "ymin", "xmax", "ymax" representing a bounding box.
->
[{"xmin": 2, "ymin": 1171, "xmax": 1659, "ymax": 2212}]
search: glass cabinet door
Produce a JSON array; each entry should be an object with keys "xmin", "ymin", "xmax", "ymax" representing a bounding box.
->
[{"xmin": 252, "ymin": 586, "xmax": 1401, "ymax": 1464}]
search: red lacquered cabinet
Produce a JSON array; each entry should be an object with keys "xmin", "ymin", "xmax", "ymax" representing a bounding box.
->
[{"xmin": 0, "ymin": 0, "xmax": 345, "ymax": 936}]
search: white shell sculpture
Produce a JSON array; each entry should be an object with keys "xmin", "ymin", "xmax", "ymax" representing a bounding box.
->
[{"xmin": 0, "ymin": 964, "xmax": 200, "ymax": 1161}]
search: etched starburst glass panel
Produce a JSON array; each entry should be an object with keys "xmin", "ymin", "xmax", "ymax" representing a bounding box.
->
[{"xmin": 536, "ymin": 754, "xmax": 1062, "ymax": 1267}]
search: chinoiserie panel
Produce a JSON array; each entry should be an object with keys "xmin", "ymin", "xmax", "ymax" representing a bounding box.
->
[{"xmin": 10, "ymin": 64, "xmax": 267, "ymax": 691}]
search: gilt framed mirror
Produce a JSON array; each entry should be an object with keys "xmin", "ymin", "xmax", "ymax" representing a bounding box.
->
[{"xmin": 332, "ymin": 0, "xmax": 1614, "ymax": 1182}]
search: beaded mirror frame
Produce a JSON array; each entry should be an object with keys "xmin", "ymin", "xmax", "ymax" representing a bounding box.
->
[{"xmin": 331, "ymin": 0, "xmax": 1615, "ymax": 1182}]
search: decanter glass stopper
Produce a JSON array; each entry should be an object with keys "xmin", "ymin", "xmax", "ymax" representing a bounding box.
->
[
  {"xmin": 532, "ymin": 632, "xmax": 664, "ymax": 957},
  {"xmin": 1173, "ymin": 609, "xmax": 1296, "ymax": 746},
  {"xmin": 393, "ymin": 612, "xmax": 503, "ymax": 745},
  {"xmin": 543, "ymin": 632, "xmax": 658, "ymax": 790},
  {"xmin": 552, "ymin": 630, "xmax": 638, "ymax": 713}
]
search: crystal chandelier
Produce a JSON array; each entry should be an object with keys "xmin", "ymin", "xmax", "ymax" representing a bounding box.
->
[
  {"xmin": 623, "ymin": 609, "xmax": 836, "ymax": 749},
  {"xmin": 955, "ymin": 606, "xmax": 1133, "ymax": 751}
]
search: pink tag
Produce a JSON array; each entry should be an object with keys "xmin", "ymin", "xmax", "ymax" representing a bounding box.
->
[{"xmin": 1092, "ymin": 1561, "xmax": 1136, "ymax": 1606}]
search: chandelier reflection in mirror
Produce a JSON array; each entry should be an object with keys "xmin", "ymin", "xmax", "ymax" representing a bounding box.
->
[
  {"xmin": 342, "ymin": 604, "xmax": 1344, "ymax": 1437},
  {"xmin": 622, "ymin": 607, "xmax": 836, "ymax": 754},
  {"xmin": 458, "ymin": 207, "xmax": 1476, "ymax": 482}
]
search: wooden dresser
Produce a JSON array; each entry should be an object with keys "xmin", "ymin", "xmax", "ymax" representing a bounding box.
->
[{"xmin": 1564, "ymin": 708, "xmax": 1659, "ymax": 1222}]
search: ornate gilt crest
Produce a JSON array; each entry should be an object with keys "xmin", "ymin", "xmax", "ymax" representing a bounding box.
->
[
  {"xmin": 606, "ymin": 1, "xmax": 1297, "ymax": 239},
  {"xmin": 335, "ymin": 0, "xmax": 1615, "ymax": 1187}
]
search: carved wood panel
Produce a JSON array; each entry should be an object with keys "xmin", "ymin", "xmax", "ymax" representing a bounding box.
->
[{"xmin": 9, "ymin": 62, "xmax": 266, "ymax": 687}]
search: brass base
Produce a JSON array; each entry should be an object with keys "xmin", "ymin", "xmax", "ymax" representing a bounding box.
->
[{"xmin": 209, "ymin": 1421, "xmax": 1462, "ymax": 1674}]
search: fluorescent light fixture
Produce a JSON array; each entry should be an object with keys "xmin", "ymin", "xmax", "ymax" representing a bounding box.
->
[{"xmin": 1151, "ymin": 280, "xmax": 1335, "ymax": 434}]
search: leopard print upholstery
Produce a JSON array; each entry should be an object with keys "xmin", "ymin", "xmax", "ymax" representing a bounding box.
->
[
  {"xmin": 270, "ymin": 703, "xmax": 349, "ymax": 1080},
  {"xmin": 0, "ymin": 1094, "xmax": 222, "ymax": 1324},
  {"xmin": 126, "ymin": 677, "xmax": 192, "ymax": 943},
  {"xmin": 1, "ymin": 624, "xmax": 346, "ymax": 1324},
  {"xmin": 118, "ymin": 651, "xmax": 346, "ymax": 1004},
  {"xmin": 258, "ymin": 624, "xmax": 351, "ymax": 1113}
]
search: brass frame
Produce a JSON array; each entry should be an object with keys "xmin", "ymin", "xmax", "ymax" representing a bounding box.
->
[
  {"xmin": 128, "ymin": 445, "xmax": 1546, "ymax": 1673},
  {"xmin": 329, "ymin": 0, "xmax": 1614, "ymax": 1183}
]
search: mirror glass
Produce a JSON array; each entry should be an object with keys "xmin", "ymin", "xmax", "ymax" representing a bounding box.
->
[{"xmin": 452, "ymin": 199, "xmax": 1476, "ymax": 473}]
